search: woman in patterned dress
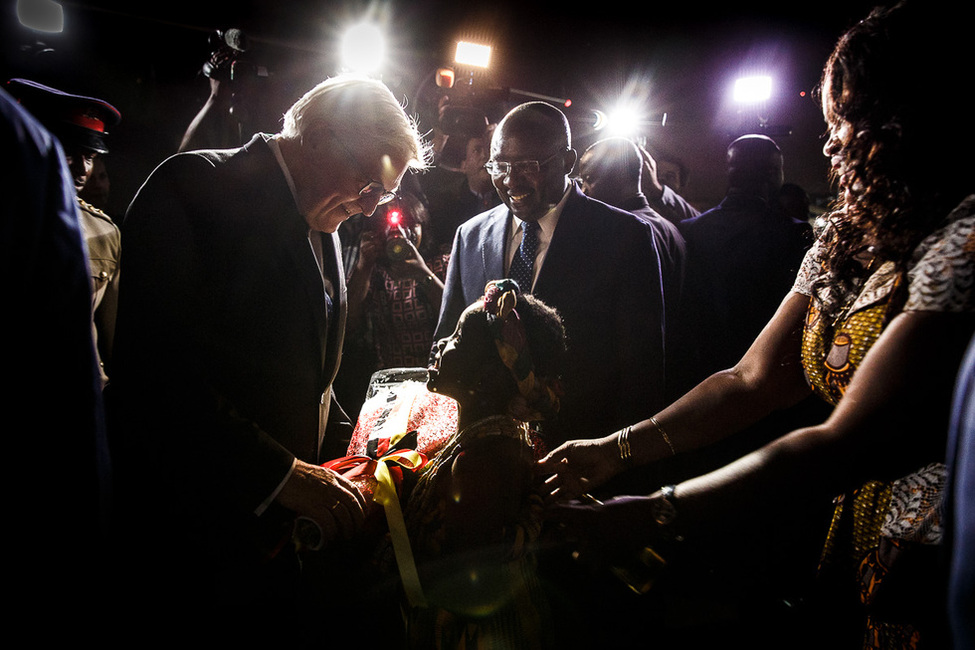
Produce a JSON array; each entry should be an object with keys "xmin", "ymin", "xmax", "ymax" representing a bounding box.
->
[
  {"xmin": 538, "ymin": 2, "xmax": 974, "ymax": 647},
  {"xmin": 339, "ymin": 192, "xmax": 449, "ymax": 417},
  {"xmin": 347, "ymin": 192, "xmax": 449, "ymax": 370}
]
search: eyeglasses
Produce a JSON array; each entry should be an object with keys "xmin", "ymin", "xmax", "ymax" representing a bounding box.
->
[
  {"xmin": 358, "ymin": 181, "xmax": 397, "ymax": 207},
  {"xmin": 326, "ymin": 127, "xmax": 397, "ymax": 206},
  {"xmin": 484, "ymin": 149, "xmax": 566, "ymax": 179}
]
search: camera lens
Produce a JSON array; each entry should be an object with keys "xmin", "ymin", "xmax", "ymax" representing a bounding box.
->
[{"xmin": 385, "ymin": 234, "xmax": 410, "ymax": 261}]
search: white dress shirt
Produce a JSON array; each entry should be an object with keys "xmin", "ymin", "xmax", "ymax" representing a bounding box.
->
[{"xmin": 504, "ymin": 185, "xmax": 571, "ymax": 292}]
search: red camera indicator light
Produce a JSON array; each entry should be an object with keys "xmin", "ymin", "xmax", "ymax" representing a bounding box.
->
[{"xmin": 387, "ymin": 209, "xmax": 403, "ymax": 226}]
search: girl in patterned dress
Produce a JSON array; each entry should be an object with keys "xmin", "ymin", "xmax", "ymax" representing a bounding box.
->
[
  {"xmin": 537, "ymin": 2, "xmax": 974, "ymax": 647},
  {"xmin": 402, "ymin": 280, "xmax": 566, "ymax": 649}
]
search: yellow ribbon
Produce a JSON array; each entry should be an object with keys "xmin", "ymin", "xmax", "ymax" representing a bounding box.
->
[
  {"xmin": 361, "ymin": 380, "xmax": 430, "ymax": 606},
  {"xmin": 373, "ymin": 449, "xmax": 428, "ymax": 608}
]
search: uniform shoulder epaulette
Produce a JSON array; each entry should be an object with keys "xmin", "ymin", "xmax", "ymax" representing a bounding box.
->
[{"xmin": 77, "ymin": 197, "xmax": 112, "ymax": 220}]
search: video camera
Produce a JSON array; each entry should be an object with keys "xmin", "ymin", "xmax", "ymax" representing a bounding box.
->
[{"xmin": 202, "ymin": 28, "xmax": 266, "ymax": 83}]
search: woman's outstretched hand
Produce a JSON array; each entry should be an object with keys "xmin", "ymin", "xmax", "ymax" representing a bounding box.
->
[{"xmin": 536, "ymin": 433, "xmax": 628, "ymax": 503}]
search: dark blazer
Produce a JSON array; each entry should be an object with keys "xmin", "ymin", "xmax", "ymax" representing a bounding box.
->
[
  {"xmin": 619, "ymin": 193, "xmax": 687, "ymax": 390},
  {"xmin": 674, "ymin": 192, "xmax": 812, "ymax": 391},
  {"xmin": 435, "ymin": 185, "xmax": 666, "ymax": 447},
  {"xmin": 4, "ymin": 88, "xmax": 112, "ymax": 616},
  {"xmin": 110, "ymin": 134, "xmax": 348, "ymax": 559}
]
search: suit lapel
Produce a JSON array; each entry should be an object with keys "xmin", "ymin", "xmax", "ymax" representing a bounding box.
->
[
  {"xmin": 533, "ymin": 187, "xmax": 584, "ymax": 296},
  {"xmin": 285, "ymin": 227, "xmax": 330, "ymax": 369},
  {"xmin": 320, "ymin": 231, "xmax": 347, "ymax": 383},
  {"xmin": 253, "ymin": 135, "xmax": 339, "ymax": 380},
  {"xmin": 481, "ymin": 208, "xmax": 509, "ymax": 286}
]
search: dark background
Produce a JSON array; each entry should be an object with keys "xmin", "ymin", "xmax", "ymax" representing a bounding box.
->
[{"xmin": 3, "ymin": 0, "xmax": 886, "ymax": 217}]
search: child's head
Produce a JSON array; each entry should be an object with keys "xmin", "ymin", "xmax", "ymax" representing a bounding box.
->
[{"xmin": 428, "ymin": 279, "xmax": 566, "ymax": 421}]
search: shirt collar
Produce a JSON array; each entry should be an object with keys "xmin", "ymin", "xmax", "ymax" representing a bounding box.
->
[
  {"xmin": 511, "ymin": 183, "xmax": 571, "ymax": 241},
  {"xmin": 267, "ymin": 135, "xmax": 301, "ymax": 212}
]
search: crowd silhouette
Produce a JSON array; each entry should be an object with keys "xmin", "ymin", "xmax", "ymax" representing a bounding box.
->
[{"xmin": 3, "ymin": 1, "xmax": 972, "ymax": 648}]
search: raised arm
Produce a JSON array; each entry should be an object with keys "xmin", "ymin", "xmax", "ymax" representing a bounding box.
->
[
  {"xmin": 674, "ymin": 309, "xmax": 974, "ymax": 531},
  {"xmin": 547, "ymin": 309, "xmax": 973, "ymax": 562}
]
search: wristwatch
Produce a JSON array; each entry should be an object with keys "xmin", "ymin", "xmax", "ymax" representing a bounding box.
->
[
  {"xmin": 610, "ymin": 485, "xmax": 681, "ymax": 595},
  {"xmin": 650, "ymin": 484, "xmax": 677, "ymax": 527}
]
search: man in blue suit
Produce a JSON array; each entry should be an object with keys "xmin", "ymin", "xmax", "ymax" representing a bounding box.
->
[{"xmin": 435, "ymin": 102, "xmax": 665, "ymax": 449}]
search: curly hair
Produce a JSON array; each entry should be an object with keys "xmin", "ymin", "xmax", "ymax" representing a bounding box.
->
[
  {"xmin": 509, "ymin": 292, "xmax": 567, "ymax": 387},
  {"xmin": 812, "ymin": 1, "xmax": 974, "ymax": 319},
  {"xmin": 469, "ymin": 290, "xmax": 567, "ymax": 406}
]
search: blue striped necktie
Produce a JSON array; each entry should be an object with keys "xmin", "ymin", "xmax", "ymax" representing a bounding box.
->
[{"xmin": 509, "ymin": 220, "xmax": 540, "ymax": 291}]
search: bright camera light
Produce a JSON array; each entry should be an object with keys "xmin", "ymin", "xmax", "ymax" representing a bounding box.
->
[
  {"xmin": 734, "ymin": 76, "xmax": 772, "ymax": 104},
  {"xmin": 593, "ymin": 103, "xmax": 644, "ymax": 137},
  {"xmin": 607, "ymin": 106, "xmax": 642, "ymax": 136},
  {"xmin": 17, "ymin": 0, "xmax": 64, "ymax": 33},
  {"xmin": 454, "ymin": 41, "xmax": 491, "ymax": 69},
  {"xmin": 341, "ymin": 22, "xmax": 385, "ymax": 74}
]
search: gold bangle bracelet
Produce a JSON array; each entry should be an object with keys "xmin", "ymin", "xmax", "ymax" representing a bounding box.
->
[
  {"xmin": 617, "ymin": 425, "xmax": 633, "ymax": 465},
  {"xmin": 649, "ymin": 416, "xmax": 676, "ymax": 456}
]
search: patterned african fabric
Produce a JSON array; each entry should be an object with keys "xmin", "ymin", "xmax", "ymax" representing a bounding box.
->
[
  {"xmin": 791, "ymin": 195, "xmax": 975, "ymax": 648},
  {"xmin": 402, "ymin": 415, "xmax": 550, "ymax": 650},
  {"xmin": 367, "ymin": 253, "xmax": 449, "ymax": 369},
  {"xmin": 795, "ymin": 199, "xmax": 975, "ymax": 404}
]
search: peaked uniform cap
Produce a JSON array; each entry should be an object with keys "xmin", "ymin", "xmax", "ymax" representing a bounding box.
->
[{"xmin": 5, "ymin": 78, "xmax": 121, "ymax": 154}]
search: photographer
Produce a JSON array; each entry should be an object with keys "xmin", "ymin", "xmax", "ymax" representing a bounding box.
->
[
  {"xmin": 340, "ymin": 192, "xmax": 448, "ymax": 414},
  {"xmin": 179, "ymin": 28, "xmax": 264, "ymax": 152},
  {"xmin": 418, "ymin": 105, "xmax": 499, "ymax": 253}
]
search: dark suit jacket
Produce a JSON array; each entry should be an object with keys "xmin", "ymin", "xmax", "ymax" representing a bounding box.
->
[
  {"xmin": 4, "ymin": 88, "xmax": 112, "ymax": 618},
  {"xmin": 947, "ymin": 334, "xmax": 975, "ymax": 650},
  {"xmin": 435, "ymin": 185, "xmax": 666, "ymax": 447},
  {"xmin": 674, "ymin": 192, "xmax": 812, "ymax": 392},
  {"xmin": 110, "ymin": 134, "xmax": 348, "ymax": 560},
  {"xmin": 619, "ymin": 194, "xmax": 687, "ymax": 392}
]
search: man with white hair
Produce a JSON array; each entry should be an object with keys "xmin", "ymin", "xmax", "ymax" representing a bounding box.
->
[{"xmin": 110, "ymin": 75, "xmax": 428, "ymax": 641}]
